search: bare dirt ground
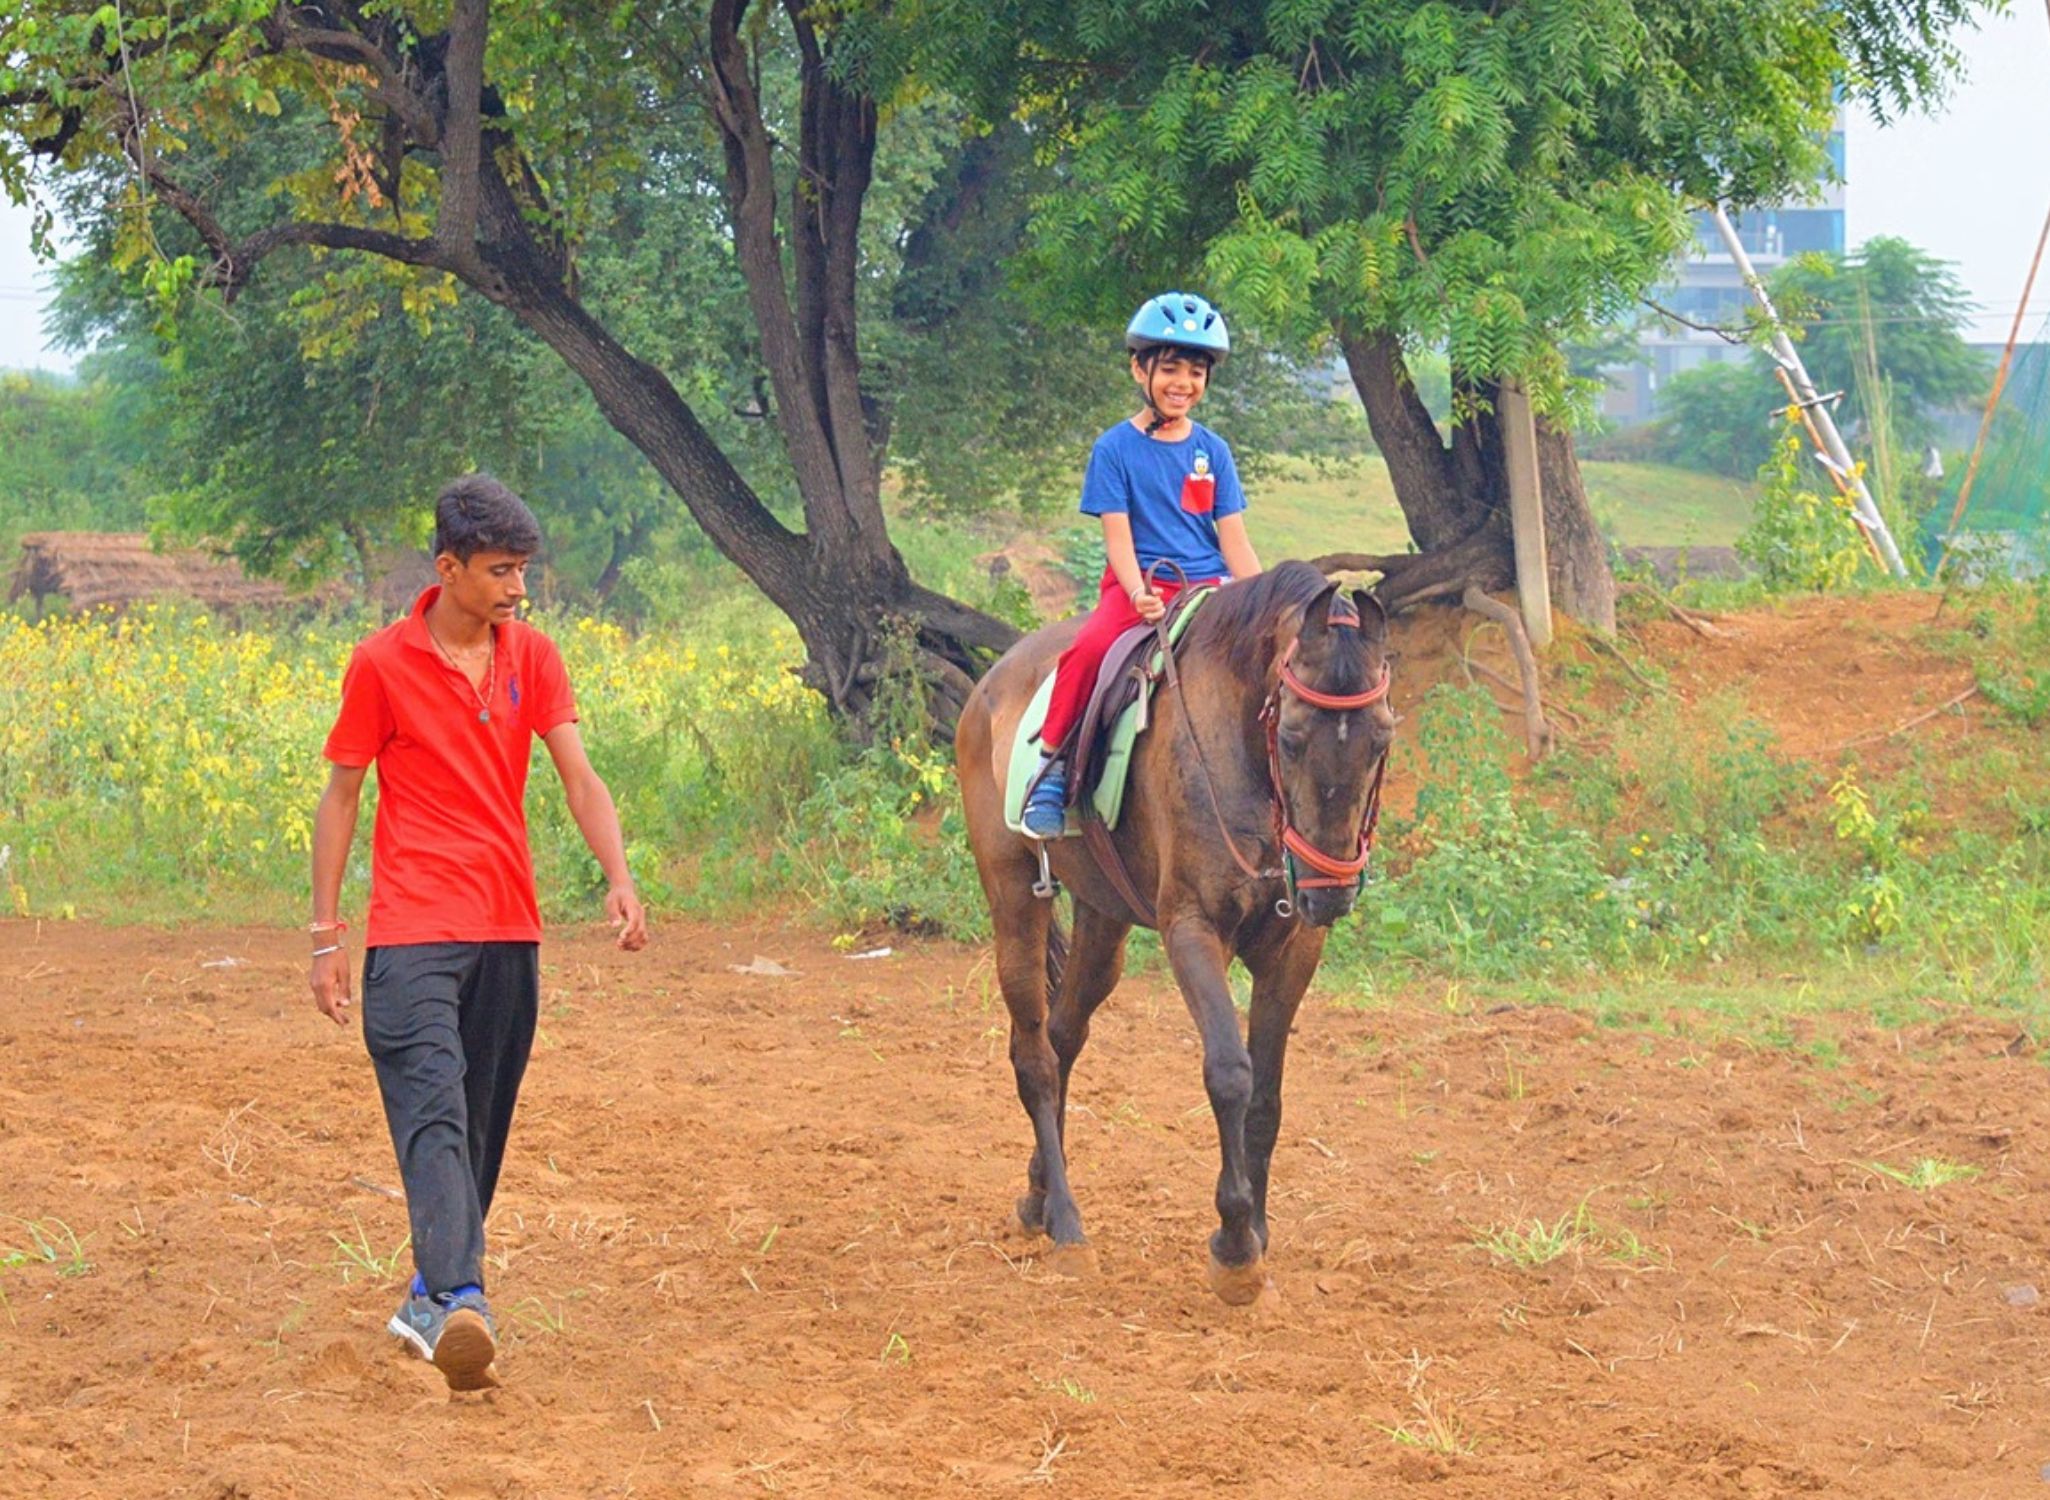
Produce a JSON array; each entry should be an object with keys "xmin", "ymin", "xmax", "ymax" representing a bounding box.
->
[{"xmin": 4, "ymin": 916, "xmax": 2049, "ymax": 1499}]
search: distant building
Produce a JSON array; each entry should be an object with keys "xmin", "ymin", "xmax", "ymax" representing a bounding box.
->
[{"xmin": 1605, "ymin": 123, "xmax": 1846, "ymax": 425}]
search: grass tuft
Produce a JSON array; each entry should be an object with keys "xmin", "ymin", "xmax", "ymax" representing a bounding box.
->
[{"xmin": 1867, "ymin": 1157, "xmax": 1981, "ymax": 1191}]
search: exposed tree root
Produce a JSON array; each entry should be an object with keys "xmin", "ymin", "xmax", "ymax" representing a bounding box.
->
[
  {"xmin": 1620, "ymin": 581, "xmax": 1732, "ymax": 639},
  {"xmin": 1462, "ymin": 586, "xmax": 1552, "ymax": 760},
  {"xmin": 1585, "ymin": 628, "xmax": 1667, "ymax": 695},
  {"xmin": 1833, "ymin": 684, "xmax": 1980, "ymax": 753}
]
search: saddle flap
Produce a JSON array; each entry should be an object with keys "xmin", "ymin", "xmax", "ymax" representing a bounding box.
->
[{"xmin": 1002, "ymin": 584, "xmax": 1217, "ymax": 839}]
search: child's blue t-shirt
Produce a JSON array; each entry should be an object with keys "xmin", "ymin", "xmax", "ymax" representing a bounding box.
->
[{"xmin": 1079, "ymin": 419, "xmax": 1246, "ymax": 581}]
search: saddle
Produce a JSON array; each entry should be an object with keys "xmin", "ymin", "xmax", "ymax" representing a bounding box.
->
[{"xmin": 1003, "ymin": 586, "xmax": 1216, "ymax": 840}]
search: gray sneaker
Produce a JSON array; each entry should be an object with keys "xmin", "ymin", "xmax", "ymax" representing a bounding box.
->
[{"xmin": 388, "ymin": 1287, "xmax": 499, "ymax": 1391}]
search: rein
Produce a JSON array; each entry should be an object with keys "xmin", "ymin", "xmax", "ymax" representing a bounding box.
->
[{"xmin": 1148, "ymin": 563, "xmax": 1392, "ymax": 918}]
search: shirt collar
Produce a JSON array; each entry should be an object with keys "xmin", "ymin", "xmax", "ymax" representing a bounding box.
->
[{"xmin": 402, "ymin": 586, "xmax": 444, "ymax": 654}]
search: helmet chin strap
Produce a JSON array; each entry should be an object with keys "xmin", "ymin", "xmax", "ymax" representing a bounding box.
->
[{"xmin": 1140, "ymin": 354, "xmax": 1176, "ymax": 436}]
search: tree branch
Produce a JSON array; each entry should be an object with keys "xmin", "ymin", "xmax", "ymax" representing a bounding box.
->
[
  {"xmin": 143, "ymin": 161, "xmax": 444, "ymax": 298},
  {"xmin": 903, "ymin": 581, "xmax": 1023, "ymax": 657},
  {"xmin": 1336, "ymin": 328, "xmax": 1458, "ymax": 534},
  {"xmin": 706, "ymin": 0, "xmax": 853, "ymax": 536},
  {"xmin": 1, "ymin": 86, "xmax": 86, "ymax": 160},
  {"xmin": 267, "ymin": 15, "xmax": 441, "ymax": 144},
  {"xmin": 1640, "ymin": 295, "xmax": 1747, "ymax": 343}
]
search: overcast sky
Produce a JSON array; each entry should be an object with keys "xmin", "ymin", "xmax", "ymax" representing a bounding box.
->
[{"xmin": 3, "ymin": 8, "xmax": 2047, "ymax": 372}]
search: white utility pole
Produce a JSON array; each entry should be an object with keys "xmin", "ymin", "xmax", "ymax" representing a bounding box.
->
[{"xmin": 1709, "ymin": 204, "xmax": 1908, "ymax": 577}]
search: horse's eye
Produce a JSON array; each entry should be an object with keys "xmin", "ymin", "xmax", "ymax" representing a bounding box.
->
[{"xmin": 1278, "ymin": 728, "xmax": 1309, "ymax": 757}]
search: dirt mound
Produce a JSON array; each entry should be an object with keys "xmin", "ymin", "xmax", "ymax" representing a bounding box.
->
[
  {"xmin": 1370, "ymin": 589, "xmax": 1998, "ymax": 809},
  {"xmin": 4, "ymin": 919, "xmax": 2048, "ymax": 1498}
]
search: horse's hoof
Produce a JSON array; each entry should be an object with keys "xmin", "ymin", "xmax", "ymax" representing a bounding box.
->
[
  {"xmin": 1041, "ymin": 1241, "xmax": 1100, "ymax": 1279},
  {"xmin": 1207, "ymin": 1252, "xmax": 1272, "ymax": 1307},
  {"xmin": 1012, "ymin": 1194, "xmax": 1049, "ymax": 1238}
]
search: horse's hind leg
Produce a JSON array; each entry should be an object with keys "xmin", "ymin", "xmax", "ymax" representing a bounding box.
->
[{"xmin": 1049, "ymin": 902, "xmax": 1130, "ymax": 1127}]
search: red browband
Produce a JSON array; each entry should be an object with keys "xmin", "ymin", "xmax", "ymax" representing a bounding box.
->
[{"xmin": 1277, "ymin": 641, "xmax": 1392, "ymax": 711}]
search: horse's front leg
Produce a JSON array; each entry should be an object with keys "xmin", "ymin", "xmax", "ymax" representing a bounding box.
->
[
  {"xmin": 1164, "ymin": 918, "xmax": 1267, "ymax": 1304},
  {"xmin": 1243, "ymin": 931, "xmax": 1325, "ymax": 1256}
]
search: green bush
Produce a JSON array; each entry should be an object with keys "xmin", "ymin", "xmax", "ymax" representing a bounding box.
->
[
  {"xmin": 1652, "ymin": 363, "xmax": 1776, "ymax": 479},
  {"xmin": 1736, "ymin": 416, "xmax": 1871, "ymax": 590}
]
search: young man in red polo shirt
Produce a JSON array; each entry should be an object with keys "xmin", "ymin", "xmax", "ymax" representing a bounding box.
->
[{"xmin": 307, "ymin": 474, "xmax": 648, "ymax": 1391}]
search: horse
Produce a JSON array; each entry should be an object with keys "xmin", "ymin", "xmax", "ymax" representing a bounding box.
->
[{"xmin": 954, "ymin": 560, "xmax": 1396, "ymax": 1303}]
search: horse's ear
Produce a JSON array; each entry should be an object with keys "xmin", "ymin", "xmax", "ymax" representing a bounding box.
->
[
  {"xmin": 1297, "ymin": 581, "xmax": 1342, "ymax": 645},
  {"xmin": 1350, "ymin": 588, "xmax": 1388, "ymax": 646}
]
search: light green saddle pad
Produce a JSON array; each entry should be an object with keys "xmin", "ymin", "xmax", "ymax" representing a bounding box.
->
[{"xmin": 1003, "ymin": 587, "xmax": 1215, "ymax": 838}]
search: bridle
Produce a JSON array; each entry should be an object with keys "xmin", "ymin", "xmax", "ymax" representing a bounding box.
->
[
  {"xmin": 1260, "ymin": 634, "xmax": 1392, "ymax": 913},
  {"xmin": 1150, "ymin": 563, "xmax": 1393, "ymax": 920}
]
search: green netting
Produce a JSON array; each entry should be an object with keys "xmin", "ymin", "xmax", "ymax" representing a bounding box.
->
[{"xmin": 1932, "ymin": 318, "xmax": 2050, "ymax": 574}]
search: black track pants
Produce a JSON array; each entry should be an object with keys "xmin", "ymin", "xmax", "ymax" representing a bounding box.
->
[{"xmin": 361, "ymin": 941, "xmax": 539, "ymax": 1296}]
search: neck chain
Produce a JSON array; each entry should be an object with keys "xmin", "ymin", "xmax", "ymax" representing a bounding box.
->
[{"xmin": 426, "ymin": 616, "xmax": 497, "ymax": 724}]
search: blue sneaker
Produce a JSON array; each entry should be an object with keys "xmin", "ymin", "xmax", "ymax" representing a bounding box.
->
[
  {"xmin": 388, "ymin": 1285, "xmax": 499, "ymax": 1391},
  {"xmin": 1022, "ymin": 756, "xmax": 1069, "ymax": 839}
]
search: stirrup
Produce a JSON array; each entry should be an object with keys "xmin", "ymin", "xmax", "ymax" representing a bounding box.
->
[{"xmin": 1031, "ymin": 839, "xmax": 1059, "ymax": 900}]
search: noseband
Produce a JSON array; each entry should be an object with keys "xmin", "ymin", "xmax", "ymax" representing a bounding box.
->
[{"xmin": 1261, "ymin": 634, "xmax": 1392, "ymax": 910}]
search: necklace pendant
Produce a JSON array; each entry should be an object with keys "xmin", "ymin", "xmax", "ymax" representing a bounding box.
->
[{"xmin": 478, "ymin": 709, "xmax": 491, "ymax": 724}]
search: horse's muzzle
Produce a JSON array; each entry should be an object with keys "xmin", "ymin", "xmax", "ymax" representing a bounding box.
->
[{"xmin": 1296, "ymin": 886, "xmax": 1359, "ymax": 928}]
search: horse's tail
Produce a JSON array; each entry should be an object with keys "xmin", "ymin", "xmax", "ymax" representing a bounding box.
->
[{"xmin": 1044, "ymin": 909, "xmax": 1069, "ymax": 1010}]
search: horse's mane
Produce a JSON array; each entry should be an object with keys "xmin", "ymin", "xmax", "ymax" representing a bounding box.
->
[{"xmin": 1189, "ymin": 559, "xmax": 1373, "ymax": 694}]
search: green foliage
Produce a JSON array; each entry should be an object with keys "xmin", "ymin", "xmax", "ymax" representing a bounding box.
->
[
  {"xmin": 773, "ymin": 624, "xmax": 990, "ymax": 938},
  {"xmin": 1, "ymin": 1216, "xmax": 93, "ymax": 1279},
  {"xmin": 1971, "ymin": 580, "xmax": 2050, "ymax": 728},
  {"xmin": 1473, "ymin": 1200, "xmax": 1658, "ymax": 1269},
  {"xmin": 0, "ymin": 372, "xmax": 151, "ymax": 558},
  {"xmin": 1866, "ymin": 1157, "xmax": 1980, "ymax": 1191},
  {"xmin": 1736, "ymin": 417, "xmax": 1870, "ymax": 591},
  {"xmin": 929, "ymin": 0, "xmax": 1982, "ymax": 421},
  {"xmin": 1344, "ymin": 685, "xmax": 1629, "ymax": 977},
  {"xmin": 1826, "ymin": 766, "xmax": 1923, "ymax": 943},
  {"xmin": 1652, "ymin": 363, "xmax": 1777, "ymax": 479},
  {"xmin": 5, "ymin": 563, "xmax": 2048, "ymax": 993},
  {"xmin": 1320, "ymin": 660, "xmax": 2048, "ymax": 993}
]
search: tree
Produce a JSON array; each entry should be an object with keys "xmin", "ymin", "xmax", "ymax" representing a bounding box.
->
[
  {"xmin": 1653, "ymin": 363, "xmax": 1778, "ymax": 479},
  {"xmin": 43, "ymin": 123, "xmax": 717, "ymax": 603},
  {"xmin": 1771, "ymin": 236, "xmax": 1988, "ymax": 444},
  {"xmin": 0, "ymin": 0, "xmax": 1024, "ymax": 725},
  {"xmin": 934, "ymin": 0, "xmax": 1988, "ymax": 634}
]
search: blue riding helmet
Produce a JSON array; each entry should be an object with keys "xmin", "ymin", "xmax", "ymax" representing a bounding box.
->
[{"xmin": 1125, "ymin": 292, "xmax": 1230, "ymax": 365}]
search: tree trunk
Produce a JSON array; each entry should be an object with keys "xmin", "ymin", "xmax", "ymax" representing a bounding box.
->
[
  {"xmin": 593, "ymin": 516, "xmax": 648, "ymax": 603},
  {"xmin": 1336, "ymin": 330, "xmax": 1614, "ymax": 631},
  {"xmin": 469, "ymin": 137, "xmax": 1013, "ymax": 734},
  {"xmin": 1535, "ymin": 419, "xmax": 1616, "ymax": 628},
  {"xmin": 494, "ymin": 256, "xmax": 1008, "ymax": 729},
  {"xmin": 342, "ymin": 519, "xmax": 377, "ymax": 603}
]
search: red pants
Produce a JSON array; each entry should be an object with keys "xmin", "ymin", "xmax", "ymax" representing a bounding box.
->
[{"xmin": 1034, "ymin": 567, "xmax": 1220, "ymax": 752}]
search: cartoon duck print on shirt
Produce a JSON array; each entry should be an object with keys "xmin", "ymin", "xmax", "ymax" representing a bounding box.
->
[{"xmin": 1182, "ymin": 449, "xmax": 1216, "ymax": 515}]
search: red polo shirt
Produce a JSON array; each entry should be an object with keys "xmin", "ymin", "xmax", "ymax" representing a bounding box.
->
[{"xmin": 324, "ymin": 588, "xmax": 578, "ymax": 947}]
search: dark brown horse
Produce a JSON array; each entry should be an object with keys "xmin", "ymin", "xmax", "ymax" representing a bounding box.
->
[{"xmin": 955, "ymin": 561, "xmax": 1395, "ymax": 1303}]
